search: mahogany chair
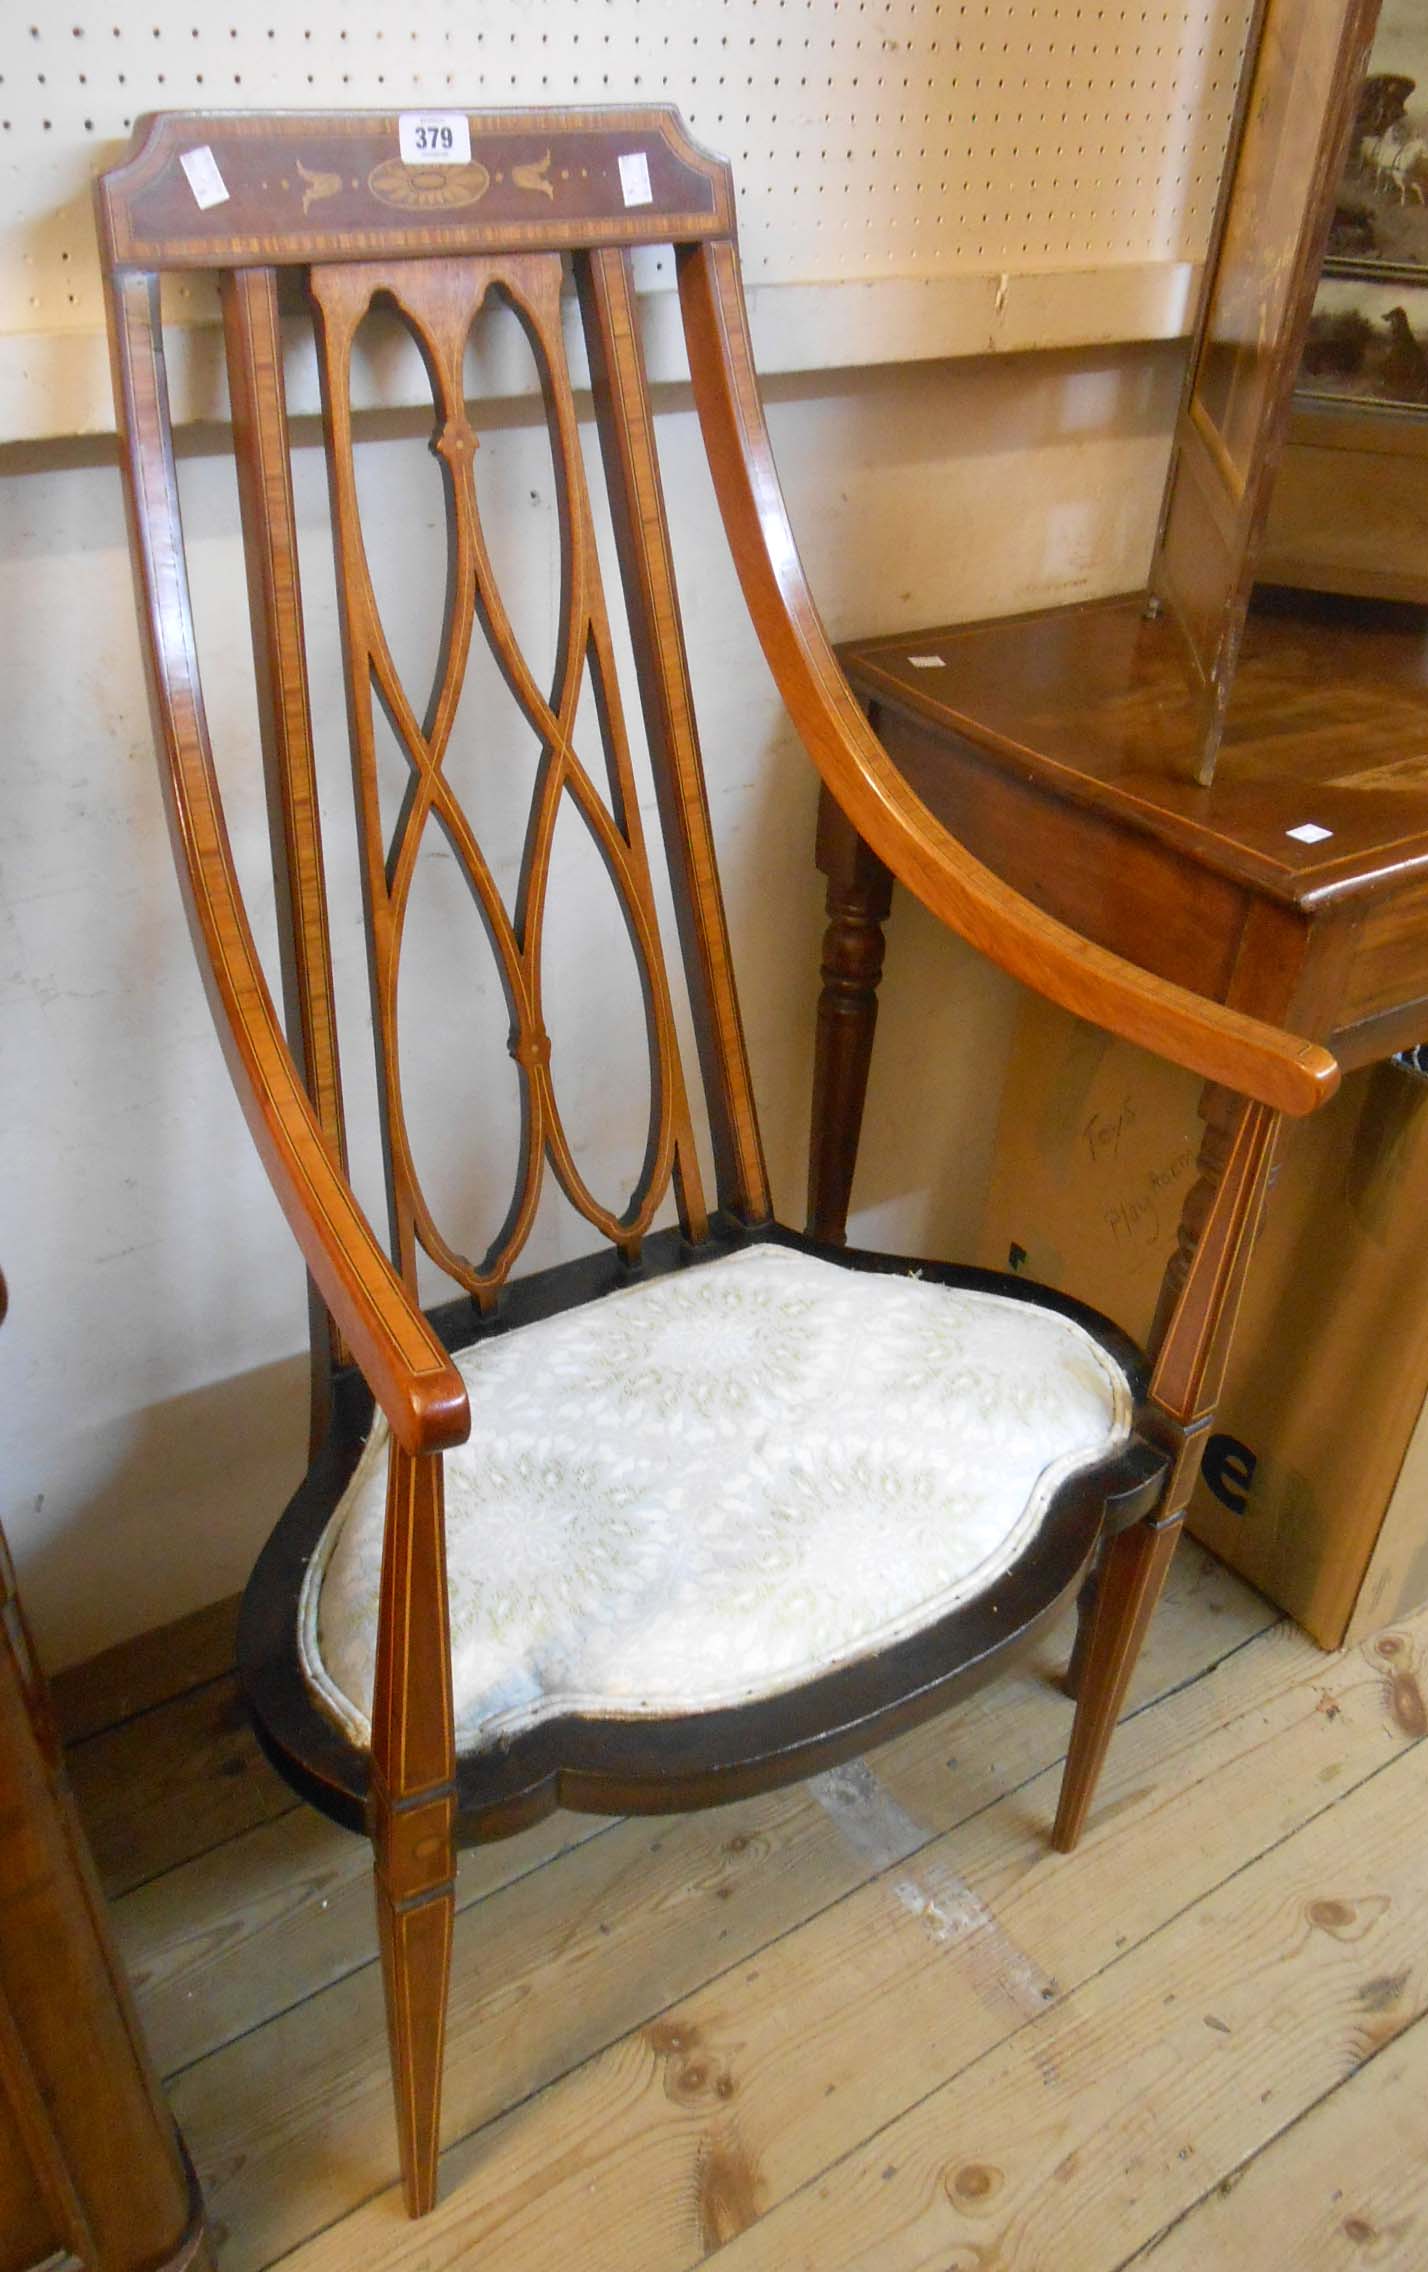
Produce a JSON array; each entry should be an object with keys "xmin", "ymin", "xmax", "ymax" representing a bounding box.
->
[{"xmin": 96, "ymin": 107, "xmax": 1339, "ymax": 2220}]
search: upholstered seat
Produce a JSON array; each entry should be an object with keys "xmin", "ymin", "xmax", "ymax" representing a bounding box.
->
[{"xmin": 302, "ymin": 1243, "xmax": 1132, "ymax": 1753}]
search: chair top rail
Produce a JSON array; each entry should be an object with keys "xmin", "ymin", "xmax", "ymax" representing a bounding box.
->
[{"xmin": 95, "ymin": 106, "xmax": 735, "ymax": 274}]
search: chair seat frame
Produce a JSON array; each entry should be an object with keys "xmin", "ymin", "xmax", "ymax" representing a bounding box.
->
[{"xmin": 239, "ymin": 1215, "xmax": 1164, "ymax": 1842}]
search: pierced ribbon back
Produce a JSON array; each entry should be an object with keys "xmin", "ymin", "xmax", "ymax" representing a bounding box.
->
[{"xmin": 311, "ymin": 250, "xmax": 717, "ymax": 1306}]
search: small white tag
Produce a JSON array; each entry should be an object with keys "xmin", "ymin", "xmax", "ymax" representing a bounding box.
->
[
  {"xmin": 179, "ymin": 145, "xmax": 229, "ymax": 211},
  {"xmin": 618, "ymin": 150, "xmax": 653, "ymax": 207},
  {"xmin": 907, "ymin": 653, "xmax": 945, "ymax": 669},
  {"xmin": 1286, "ymin": 822, "xmax": 1333, "ymax": 844},
  {"xmin": 398, "ymin": 112, "xmax": 472, "ymax": 166}
]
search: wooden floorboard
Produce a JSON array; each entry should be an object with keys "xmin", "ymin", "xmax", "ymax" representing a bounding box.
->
[
  {"xmin": 105, "ymin": 1536, "xmax": 1266, "ymax": 2090},
  {"xmin": 113, "ymin": 1801, "xmax": 612, "ymax": 2080},
  {"xmin": 123, "ymin": 1549, "xmax": 1272, "ymax": 2265},
  {"xmin": 61, "ymin": 1544, "xmax": 1428, "ymax": 2271},
  {"xmin": 49, "ymin": 1591, "xmax": 241, "ymax": 1745},
  {"xmin": 269, "ymin": 1605, "xmax": 1423, "ymax": 2272},
  {"xmin": 1130, "ymin": 2011, "xmax": 1428, "ymax": 2269},
  {"xmin": 67, "ymin": 1671, "xmax": 294, "ymax": 1899},
  {"xmin": 710, "ymin": 1631, "xmax": 1428, "ymax": 2272}
]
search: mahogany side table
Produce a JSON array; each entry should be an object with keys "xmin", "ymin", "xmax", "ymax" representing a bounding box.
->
[{"xmin": 811, "ymin": 589, "xmax": 1428, "ymax": 1332}]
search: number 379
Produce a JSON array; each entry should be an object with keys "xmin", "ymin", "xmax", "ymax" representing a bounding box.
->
[{"xmin": 413, "ymin": 122, "xmax": 454, "ymax": 154}]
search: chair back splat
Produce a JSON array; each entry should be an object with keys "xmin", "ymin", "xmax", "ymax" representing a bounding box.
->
[{"xmin": 99, "ymin": 111, "xmax": 770, "ymax": 1424}]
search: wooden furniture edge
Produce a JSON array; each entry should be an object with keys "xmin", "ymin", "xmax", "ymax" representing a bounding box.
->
[
  {"xmin": 678, "ymin": 237, "xmax": 1340, "ymax": 1119},
  {"xmin": 838, "ymin": 636, "xmax": 1428, "ymax": 912},
  {"xmin": 0, "ymin": 1507, "xmax": 217, "ymax": 2268},
  {"xmin": 1285, "ymin": 400, "xmax": 1428, "ymax": 460}
]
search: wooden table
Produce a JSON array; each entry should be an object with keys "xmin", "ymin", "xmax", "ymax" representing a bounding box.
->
[{"xmin": 811, "ymin": 588, "xmax": 1428, "ymax": 1317}]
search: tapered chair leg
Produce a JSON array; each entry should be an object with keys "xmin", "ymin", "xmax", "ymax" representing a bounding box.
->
[
  {"xmin": 368, "ymin": 1442, "xmax": 459, "ymax": 2217},
  {"xmin": 1055, "ymin": 1097, "xmax": 1282, "ymax": 1848},
  {"xmin": 375, "ymin": 1851, "xmax": 456, "ymax": 2218},
  {"xmin": 1053, "ymin": 1512, "xmax": 1182, "ymax": 1852}
]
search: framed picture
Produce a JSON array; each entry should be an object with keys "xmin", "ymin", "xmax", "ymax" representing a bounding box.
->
[
  {"xmin": 1295, "ymin": 2, "xmax": 1428, "ymax": 416},
  {"xmin": 1272, "ymin": 4, "xmax": 1428, "ymax": 599},
  {"xmin": 1298, "ymin": 274, "xmax": 1428, "ymax": 409},
  {"xmin": 1322, "ymin": 0, "xmax": 1428, "ymax": 282}
]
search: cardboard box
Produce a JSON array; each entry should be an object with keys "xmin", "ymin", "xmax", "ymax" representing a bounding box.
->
[{"xmin": 978, "ymin": 992, "xmax": 1428, "ymax": 1648}]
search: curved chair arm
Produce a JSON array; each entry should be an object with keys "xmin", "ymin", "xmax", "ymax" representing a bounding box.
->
[
  {"xmin": 109, "ymin": 271, "xmax": 470, "ymax": 1458},
  {"xmin": 679, "ymin": 238, "xmax": 1340, "ymax": 1120}
]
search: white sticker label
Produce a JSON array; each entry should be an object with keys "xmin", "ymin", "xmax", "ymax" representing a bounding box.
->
[
  {"xmin": 618, "ymin": 150, "xmax": 654, "ymax": 207},
  {"xmin": 907, "ymin": 653, "xmax": 946, "ymax": 669},
  {"xmin": 1286, "ymin": 822, "xmax": 1333, "ymax": 844},
  {"xmin": 398, "ymin": 112, "xmax": 472, "ymax": 166},
  {"xmin": 179, "ymin": 145, "xmax": 229, "ymax": 211}
]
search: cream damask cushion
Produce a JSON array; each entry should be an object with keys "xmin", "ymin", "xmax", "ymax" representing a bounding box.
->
[{"xmin": 300, "ymin": 1242, "xmax": 1132, "ymax": 1754}]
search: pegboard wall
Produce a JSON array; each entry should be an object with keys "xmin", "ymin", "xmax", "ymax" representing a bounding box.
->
[{"xmin": 0, "ymin": 0, "xmax": 1255, "ymax": 438}]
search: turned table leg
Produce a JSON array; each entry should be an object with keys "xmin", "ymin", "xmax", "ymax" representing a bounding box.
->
[{"xmin": 808, "ymin": 784, "xmax": 893, "ymax": 1245}]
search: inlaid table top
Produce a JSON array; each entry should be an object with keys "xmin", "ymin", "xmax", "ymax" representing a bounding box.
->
[{"xmin": 842, "ymin": 591, "xmax": 1428, "ymax": 913}]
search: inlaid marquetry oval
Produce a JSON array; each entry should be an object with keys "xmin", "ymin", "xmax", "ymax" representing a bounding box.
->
[{"xmin": 368, "ymin": 157, "xmax": 492, "ymax": 212}]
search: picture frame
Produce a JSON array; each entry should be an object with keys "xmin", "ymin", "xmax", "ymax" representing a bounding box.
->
[
  {"xmin": 1298, "ymin": 273, "xmax": 1428, "ymax": 410},
  {"xmin": 1296, "ymin": 1, "xmax": 1428, "ymax": 414},
  {"xmin": 1323, "ymin": 0, "xmax": 1428, "ymax": 284}
]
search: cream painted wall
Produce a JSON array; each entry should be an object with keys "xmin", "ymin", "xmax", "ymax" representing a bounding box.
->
[{"xmin": 0, "ymin": 334, "xmax": 1182, "ymax": 1670}]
